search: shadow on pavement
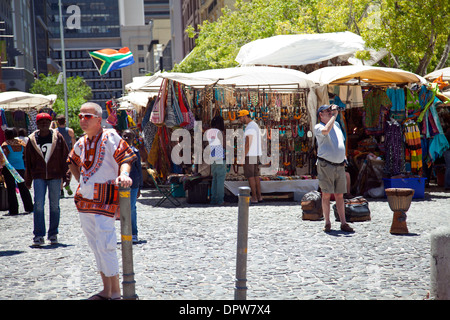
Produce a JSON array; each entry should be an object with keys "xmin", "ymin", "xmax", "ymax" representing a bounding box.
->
[{"xmin": 0, "ymin": 250, "xmax": 25, "ymax": 257}]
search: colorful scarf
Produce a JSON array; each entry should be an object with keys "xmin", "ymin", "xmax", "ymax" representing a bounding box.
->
[{"xmin": 404, "ymin": 122, "xmax": 422, "ymax": 174}]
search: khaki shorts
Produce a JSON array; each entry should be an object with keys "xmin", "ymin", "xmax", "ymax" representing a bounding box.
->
[
  {"xmin": 243, "ymin": 156, "xmax": 260, "ymax": 178},
  {"xmin": 317, "ymin": 159, "xmax": 347, "ymax": 194}
]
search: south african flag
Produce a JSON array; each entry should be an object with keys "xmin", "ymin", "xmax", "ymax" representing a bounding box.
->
[{"xmin": 89, "ymin": 47, "xmax": 135, "ymax": 75}]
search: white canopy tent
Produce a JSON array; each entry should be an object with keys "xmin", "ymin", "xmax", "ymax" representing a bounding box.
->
[
  {"xmin": 0, "ymin": 91, "xmax": 57, "ymax": 109},
  {"xmin": 235, "ymin": 32, "xmax": 366, "ymax": 66},
  {"xmin": 123, "ymin": 66, "xmax": 319, "ymax": 128},
  {"xmin": 191, "ymin": 66, "xmax": 316, "ymax": 90},
  {"xmin": 308, "ymin": 65, "xmax": 426, "ymax": 86},
  {"xmin": 424, "ymin": 67, "xmax": 450, "ymax": 82},
  {"xmin": 125, "ymin": 76, "xmax": 155, "ymax": 91},
  {"xmin": 124, "ymin": 72, "xmax": 220, "ymax": 93},
  {"xmin": 117, "ymin": 91, "xmax": 157, "ymax": 109},
  {"xmin": 127, "ymin": 66, "xmax": 316, "ymax": 92}
]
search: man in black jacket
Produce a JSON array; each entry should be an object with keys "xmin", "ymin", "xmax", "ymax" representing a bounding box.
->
[{"xmin": 25, "ymin": 113, "xmax": 70, "ymax": 246}]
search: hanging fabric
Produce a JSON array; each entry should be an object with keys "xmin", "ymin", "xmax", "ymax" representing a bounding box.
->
[
  {"xmin": 386, "ymin": 87, "xmax": 406, "ymax": 122},
  {"xmin": 168, "ymin": 81, "xmax": 181, "ymax": 126},
  {"xmin": 405, "ymin": 88, "xmax": 421, "ymax": 120},
  {"xmin": 27, "ymin": 108, "xmax": 38, "ymax": 134},
  {"xmin": 330, "ymin": 95, "xmax": 347, "ymax": 142},
  {"xmin": 417, "ymin": 85, "xmax": 435, "ymax": 123},
  {"xmin": 426, "ymin": 97, "xmax": 450, "ymax": 162},
  {"xmin": 384, "ymin": 119, "xmax": 404, "ymax": 176},
  {"xmin": 143, "ymin": 119, "xmax": 157, "ymax": 153},
  {"xmin": 404, "ymin": 121, "xmax": 423, "ymax": 174},
  {"xmin": 362, "ymin": 88, "xmax": 391, "ymax": 135},
  {"xmin": 177, "ymin": 82, "xmax": 190, "ymax": 127},
  {"xmin": 150, "ymin": 78, "xmax": 168, "ymax": 125},
  {"xmin": 106, "ymin": 100, "xmax": 118, "ymax": 126},
  {"xmin": 115, "ymin": 109, "xmax": 128, "ymax": 131},
  {"xmin": 147, "ymin": 127, "xmax": 170, "ymax": 179},
  {"xmin": 179, "ymin": 83, "xmax": 195, "ymax": 130},
  {"xmin": 165, "ymin": 80, "xmax": 178, "ymax": 128},
  {"xmin": 142, "ymin": 97, "xmax": 155, "ymax": 129}
]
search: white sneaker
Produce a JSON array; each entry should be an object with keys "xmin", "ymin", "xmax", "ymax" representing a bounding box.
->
[
  {"xmin": 32, "ymin": 236, "xmax": 45, "ymax": 247},
  {"xmin": 48, "ymin": 235, "xmax": 58, "ymax": 245}
]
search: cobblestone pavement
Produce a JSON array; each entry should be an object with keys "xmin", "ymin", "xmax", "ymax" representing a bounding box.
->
[{"xmin": 1, "ymin": 180, "xmax": 449, "ymax": 300}]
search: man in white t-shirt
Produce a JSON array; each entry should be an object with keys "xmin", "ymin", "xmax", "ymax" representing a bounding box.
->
[
  {"xmin": 238, "ymin": 109, "xmax": 262, "ymax": 204},
  {"xmin": 314, "ymin": 104, "xmax": 353, "ymax": 233}
]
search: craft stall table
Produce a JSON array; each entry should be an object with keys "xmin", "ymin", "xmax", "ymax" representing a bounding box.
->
[{"xmin": 224, "ymin": 176, "xmax": 319, "ymax": 201}]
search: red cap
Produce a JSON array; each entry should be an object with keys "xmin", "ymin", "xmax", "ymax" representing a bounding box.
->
[{"xmin": 36, "ymin": 113, "xmax": 52, "ymax": 122}]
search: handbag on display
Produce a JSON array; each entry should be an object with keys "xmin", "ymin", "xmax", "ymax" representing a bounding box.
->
[
  {"xmin": 177, "ymin": 83, "xmax": 190, "ymax": 127},
  {"xmin": 179, "ymin": 84, "xmax": 195, "ymax": 129},
  {"xmin": 150, "ymin": 78, "xmax": 168, "ymax": 125},
  {"xmin": 165, "ymin": 81, "xmax": 178, "ymax": 127},
  {"xmin": 106, "ymin": 109, "xmax": 118, "ymax": 126}
]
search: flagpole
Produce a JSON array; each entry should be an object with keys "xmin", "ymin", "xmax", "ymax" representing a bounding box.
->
[
  {"xmin": 101, "ymin": 74, "xmax": 116, "ymax": 101},
  {"xmin": 58, "ymin": 0, "xmax": 69, "ymax": 121}
]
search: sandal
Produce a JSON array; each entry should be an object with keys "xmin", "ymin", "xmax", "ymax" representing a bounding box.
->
[
  {"xmin": 323, "ymin": 223, "xmax": 331, "ymax": 233},
  {"xmin": 340, "ymin": 223, "xmax": 354, "ymax": 233},
  {"xmin": 87, "ymin": 294, "xmax": 110, "ymax": 300}
]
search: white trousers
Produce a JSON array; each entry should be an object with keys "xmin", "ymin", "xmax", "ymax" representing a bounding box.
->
[{"xmin": 79, "ymin": 212, "xmax": 119, "ymax": 277}]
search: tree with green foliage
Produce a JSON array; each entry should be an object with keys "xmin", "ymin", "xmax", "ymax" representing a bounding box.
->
[
  {"xmin": 30, "ymin": 74, "xmax": 92, "ymax": 137},
  {"xmin": 173, "ymin": 0, "xmax": 450, "ymax": 76},
  {"xmin": 358, "ymin": 0, "xmax": 450, "ymax": 75},
  {"xmin": 174, "ymin": 0, "xmax": 305, "ymax": 72}
]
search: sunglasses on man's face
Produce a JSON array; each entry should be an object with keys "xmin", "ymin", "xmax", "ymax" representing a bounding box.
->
[{"xmin": 78, "ymin": 113, "xmax": 99, "ymax": 120}]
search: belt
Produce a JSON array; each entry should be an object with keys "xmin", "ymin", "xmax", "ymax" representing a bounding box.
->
[{"xmin": 317, "ymin": 157, "xmax": 346, "ymax": 166}]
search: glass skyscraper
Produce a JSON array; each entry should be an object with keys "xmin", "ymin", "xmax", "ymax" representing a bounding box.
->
[{"xmin": 49, "ymin": 1, "xmax": 120, "ymax": 38}]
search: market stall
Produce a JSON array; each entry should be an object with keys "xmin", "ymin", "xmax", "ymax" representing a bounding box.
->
[
  {"xmin": 0, "ymin": 91, "xmax": 57, "ymax": 109},
  {"xmin": 128, "ymin": 66, "xmax": 321, "ymax": 201},
  {"xmin": 309, "ymin": 65, "xmax": 449, "ymax": 198},
  {"xmin": 224, "ymin": 178, "xmax": 319, "ymax": 201},
  {"xmin": 0, "ymin": 91, "xmax": 57, "ymax": 144}
]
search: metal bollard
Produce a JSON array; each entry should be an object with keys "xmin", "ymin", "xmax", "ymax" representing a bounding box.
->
[
  {"xmin": 119, "ymin": 186, "xmax": 138, "ymax": 300},
  {"xmin": 235, "ymin": 186, "xmax": 251, "ymax": 300},
  {"xmin": 430, "ymin": 227, "xmax": 450, "ymax": 300}
]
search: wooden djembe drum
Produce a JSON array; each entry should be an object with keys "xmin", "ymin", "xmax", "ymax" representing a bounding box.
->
[{"xmin": 385, "ymin": 188, "xmax": 415, "ymax": 234}]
